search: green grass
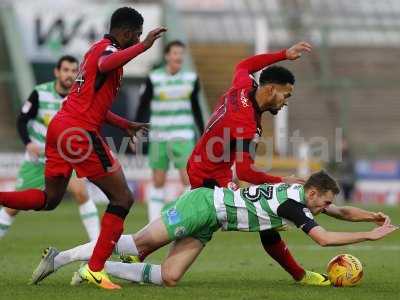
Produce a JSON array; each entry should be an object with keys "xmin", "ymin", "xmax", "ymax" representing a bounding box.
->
[{"xmin": 0, "ymin": 201, "xmax": 399, "ymax": 300}]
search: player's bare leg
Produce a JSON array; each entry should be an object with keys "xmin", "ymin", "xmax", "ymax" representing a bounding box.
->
[
  {"xmin": 148, "ymin": 169, "xmax": 167, "ymax": 221},
  {"xmin": 74, "ymin": 168, "xmax": 135, "ymax": 289},
  {"xmin": 67, "ymin": 177, "xmax": 99, "ymax": 241},
  {"xmin": 178, "ymin": 168, "xmax": 190, "ymax": 187},
  {"xmin": 104, "ymin": 236, "xmax": 203, "ymax": 287},
  {"xmin": 0, "ymin": 175, "xmax": 70, "ymax": 211}
]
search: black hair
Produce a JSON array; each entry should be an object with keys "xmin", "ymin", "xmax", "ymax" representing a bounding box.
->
[
  {"xmin": 304, "ymin": 170, "xmax": 341, "ymax": 195},
  {"xmin": 259, "ymin": 65, "xmax": 295, "ymax": 86},
  {"xmin": 164, "ymin": 40, "xmax": 186, "ymax": 54},
  {"xmin": 56, "ymin": 55, "xmax": 78, "ymax": 69},
  {"xmin": 110, "ymin": 7, "xmax": 144, "ymax": 31}
]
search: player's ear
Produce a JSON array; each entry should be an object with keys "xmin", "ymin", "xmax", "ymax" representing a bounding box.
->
[{"xmin": 53, "ymin": 67, "xmax": 59, "ymax": 79}]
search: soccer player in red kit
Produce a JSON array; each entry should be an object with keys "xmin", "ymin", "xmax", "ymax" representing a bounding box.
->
[
  {"xmin": 186, "ymin": 42, "xmax": 330, "ymax": 285},
  {"xmin": 0, "ymin": 7, "xmax": 166, "ymax": 289}
]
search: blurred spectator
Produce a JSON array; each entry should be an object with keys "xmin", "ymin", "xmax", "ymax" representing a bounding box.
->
[{"xmin": 331, "ymin": 138, "xmax": 355, "ymax": 202}]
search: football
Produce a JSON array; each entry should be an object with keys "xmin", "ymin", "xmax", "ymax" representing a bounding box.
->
[{"xmin": 327, "ymin": 254, "xmax": 363, "ymax": 287}]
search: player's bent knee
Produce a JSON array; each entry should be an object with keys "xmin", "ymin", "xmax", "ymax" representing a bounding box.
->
[
  {"xmin": 161, "ymin": 268, "xmax": 182, "ymax": 287},
  {"xmin": 42, "ymin": 192, "xmax": 63, "ymax": 211},
  {"xmin": 162, "ymin": 274, "xmax": 179, "ymax": 287}
]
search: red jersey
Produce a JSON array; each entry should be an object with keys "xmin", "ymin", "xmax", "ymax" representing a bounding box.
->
[
  {"xmin": 187, "ymin": 50, "xmax": 287, "ymax": 188},
  {"xmin": 58, "ymin": 35, "xmax": 123, "ymax": 131}
]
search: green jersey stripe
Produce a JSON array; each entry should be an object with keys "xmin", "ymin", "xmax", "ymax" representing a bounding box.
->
[
  {"xmin": 149, "ymin": 129, "xmax": 195, "ymax": 141},
  {"xmin": 276, "ymin": 184, "xmax": 289, "ymax": 204},
  {"xmin": 28, "ymin": 127, "xmax": 45, "ymax": 143},
  {"xmin": 223, "ymin": 189, "xmax": 238, "ymax": 231},
  {"xmin": 150, "ymin": 109, "xmax": 192, "ymax": 117},
  {"xmin": 258, "ymin": 198, "xmax": 283, "ymax": 228},
  {"xmin": 150, "ymin": 124, "xmax": 194, "ymax": 131},
  {"xmin": 244, "ymin": 200, "xmax": 260, "ymax": 231}
]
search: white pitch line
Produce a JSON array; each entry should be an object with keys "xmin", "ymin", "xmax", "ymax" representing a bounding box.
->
[{"xmin": 290, "ymin": 245, "xmax": 400, "ymax": 251}]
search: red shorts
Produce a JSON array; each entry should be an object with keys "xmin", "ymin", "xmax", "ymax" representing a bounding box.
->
[
  {"xmin": 45, "ymin": 116, "xmax": 121, "ymax": 180},
  {"xmin": 187, "ymin": 163, "xmax": 231, "ymax": 189}
]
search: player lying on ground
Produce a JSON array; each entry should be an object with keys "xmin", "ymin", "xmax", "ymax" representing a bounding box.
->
[
  {"xmin": 31, "ymin": 171, "xmax": 397, "ymax": 288},
  {"xmin": 186, "ymin": 42, "xmax": 317, "ymax": 283}
]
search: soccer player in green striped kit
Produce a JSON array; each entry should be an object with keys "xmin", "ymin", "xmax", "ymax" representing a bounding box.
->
[
  {"xmin": 0, "ymin": 56, "xmax": 100, "ymax": 241},
  {"xmin": 32, "ymin": 171, "xmax": 396, "ymax": 287},
  {"xmin": 135, "ymin": 40, "xmax": 204, "ymax": 221}
]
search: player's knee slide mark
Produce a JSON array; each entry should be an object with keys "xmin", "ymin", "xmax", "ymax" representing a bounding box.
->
[{"xmin": 106, "ymin": 204, "xmax": 129, "ymax": 219}]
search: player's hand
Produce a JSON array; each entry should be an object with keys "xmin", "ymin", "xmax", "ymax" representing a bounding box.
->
[
  {"xmin": 142, "ymin": 27, "xmax": 167, "ymax": 50},
  {"xmin": 282, "ymin": 175, "xmax": 306, "ymax": 185},
  {"xmin": 125, "ymin": 122, "xmax": 150, "ymax": 142},
  {"xmin": 285, "ymin": 42, "xmax": 312, "ymax": 60},
  {"xmin": 372, "ymin": 212, "xmax": 391, "ymax": 226},
  {"xmin": 26, "ymin": 142, "xmax": 41, "ymax": 160},
  {"xmin": 367, "ymin": 224, "xmax": 398, "ymax": 241}
]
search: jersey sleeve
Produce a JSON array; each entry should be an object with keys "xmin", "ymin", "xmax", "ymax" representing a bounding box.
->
[
  {"xmin": 232, "ymin": 50, "xmax": 287, "ymax": 89},
  {"xmin": 190, "ymin": 77, "xmax": 205, "ymax": 135},
  {"xmin": 98, "ymin": 42, "xmax": 146, "ymax": 73},
  {"xmin": 135, "ymin": 77, "xmax": 153, "ymax": 123},
  {"xmin": 276, "ymin": 199, "xmax": 319, "ymax": 234},
  {"xmin": 16, "ymin": 90, "xmax": 39, "ymax": 145}
]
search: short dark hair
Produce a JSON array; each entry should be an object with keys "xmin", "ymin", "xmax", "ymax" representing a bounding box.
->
[
  {"xmin": 304, "ymin": 170, "xmax": 340, "ymax": 195},
  {"xmin": 110, "ymin": 7, "xmax": 144, "ymax": 31},
  {"xmin": 259, "ymin": 65, "xmax": 295, "ymax": 86},
  {"xmin": 164, "ymin": 40, "xmax": 186, "ymax": 54},
  {"xmin": 56, "ymin": 55, "xmax": 78, "ymax": 69}
]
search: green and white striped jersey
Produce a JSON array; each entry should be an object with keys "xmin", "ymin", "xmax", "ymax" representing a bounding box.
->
[
  {"xmin": 25, "ymin": 81, "xmax": 63, "ymax": 162},
  {"xmin": 212, "ymin": 183, "xmax": 307, "ymax": 232},
  {"xmin": 148, "ymin": 67, "xmax": 198, "ymax": 141}
]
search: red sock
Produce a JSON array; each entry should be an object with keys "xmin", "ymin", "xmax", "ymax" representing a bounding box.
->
[
  {"xmin": 263, "ymin": 240, "xmax": 305, "ymax": 281},
  {"xmin": 88, "ymin": 212, "xmax": 124, "ymax": 271},
  {"xmin": 0, "ymin": 189, "xmax": 46, "ymax": 210}
]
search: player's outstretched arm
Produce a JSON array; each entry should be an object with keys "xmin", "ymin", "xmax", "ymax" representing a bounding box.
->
[
  {"xmin": 98, "ymin": 27, "xmax": 167, "ymax": 73},
  {"xmin": 234, "ymin": 41, "xmax": 312, "ymax": 74},
  {"xmin": 307, "ymin": 224, "xmax": 398, "ymax": 247},
  {"xmin": 324, "ymin": 204, "xmax": 391, "ymax": 225}
]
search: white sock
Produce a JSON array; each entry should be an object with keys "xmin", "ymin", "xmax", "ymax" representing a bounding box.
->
[
  {"xmin": 114, "ymin": 234, "xmax": 138, "ymax": 255},
  {"xmin": 0, "ymin": 208, "xmax": 15, "ymax": 238},
  {"xmin": 53, "ymin": 235, "xmax": 137, "ymax": 270},
  {"xmin": 54, "ymin": 241, "xmax": 96, "ymax": 270},
  {"xmin": 148, "ymin": 186, "xmax": 165, "ymax": 222},
  {"xmin": 105, "ymin": 262, "xmax": 163, "ymax": 285},
  {"xmin": 79, "ymin": 199, "xmax": 100, "ymax": 241}
]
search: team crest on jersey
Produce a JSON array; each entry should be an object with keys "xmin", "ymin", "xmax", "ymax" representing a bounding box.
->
[
  {"xmin": 240, "ymin": 89, "xmax": 250, "ymax": 108},
  {"xmin": 303, "ymin": 208, "xmax": 314, "ymax": 219},
  {"xmin": 167, "ymin": 207, "xmax": 181, "ymax": 225},
  {"xmin": 174, "ymin": 226, "xmax": 186, "ymax": 238}
]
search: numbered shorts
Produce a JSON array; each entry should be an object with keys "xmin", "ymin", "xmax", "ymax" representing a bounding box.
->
[
  {"xmin": 161, "ymin": 187, "xmax": 220, "ymax": 245},
  {"xmin": 149, "ymin": 140, "xmax": 194, "ymax": 171},
  {"xmin": 45, "ymin": 117, "xmax": 120, "ymax": 180}
]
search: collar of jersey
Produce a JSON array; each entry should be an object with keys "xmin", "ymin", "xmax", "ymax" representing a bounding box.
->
[
  {"xmin": 103, "ymin": 34, "xmax": 121, "ymax": 49},
  {"xmin": 248, "ymin": 86, "xmax": 262, "ymax": 115}
]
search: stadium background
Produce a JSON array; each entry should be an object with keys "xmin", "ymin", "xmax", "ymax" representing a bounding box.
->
[
  {"xmin": 1, "ymin": 0, "xmax": 400, "ymax": 205},
  {"xmin": 0, "ymin": 1, "xmax": 399, "ymax": 299}
]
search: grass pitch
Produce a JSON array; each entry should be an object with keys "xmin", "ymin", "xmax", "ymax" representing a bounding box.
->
[{"xmin": 0, "ymin": 201, "xmax": 399, "ymax": 300}]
